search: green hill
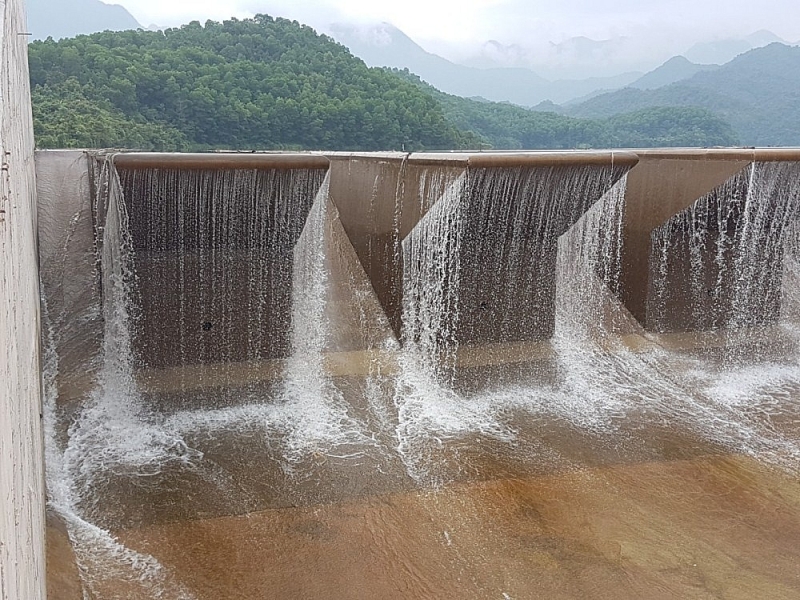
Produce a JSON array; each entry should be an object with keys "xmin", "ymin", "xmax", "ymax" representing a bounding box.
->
[
  {"xmin": 394, "ymin": 69, "xmax": 738, "ymax": 149},
  {"xmin": 28, "ymin": 16, "xmax": 476, "ymax": 151},
  {"xmin": 566, "ymin": 43, "xmax": 800, "ymax": 146},
  {"xmin": 28, "ymin": 15, "xmax": 740, "ymax": 151}
]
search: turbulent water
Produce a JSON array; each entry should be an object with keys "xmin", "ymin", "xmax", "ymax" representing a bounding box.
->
[{"xmin": 44, "ymin": 158, "xmax": 800, "ymax": 598}]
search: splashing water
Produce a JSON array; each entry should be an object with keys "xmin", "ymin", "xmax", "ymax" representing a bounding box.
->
[
  {"xmin": 160, "ymin": 173, "xmax": 376, "ymax": 467},
  {"xmin": 646, "ymin": 161, "xmax": 800, "ymax": 471},
  {"xmin": 394, "ymin": 168, "xmax": 506, "ymax": 483},
  {"xmin": 44, "ymin": 160, "xmax": 198, "ymax": 599},
  {"xmin": 392, "ymin": 165, "xmax": 633, "ymax": 482}
]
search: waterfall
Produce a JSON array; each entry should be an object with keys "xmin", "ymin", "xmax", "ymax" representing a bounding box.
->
[
  {"xmin": 646, "ymin": 161, "xmax": 800, "ymax": 471},
  {"xmin": 555, "ymin": 174, "xmax": 629, "ymax": 339},
  {"xmin": 117, "ymin": 166, "xmax": 325, "ymax": 381},
  {"xmin": 158, "ymin": 172, "xmax": 374, "ymax": 470},
  {"xmin": 401, "ymin": 170, "xmax": 467, "ymax": 379},
  {"xmin": 44, "ymin": 159, "xmax": 198, "ymax": 599},
  {"xmin": 394, "ymin": 168, "xmax": 490, "ymax": 484},
  {"xmin": 784, "ymin": 222, "xmax": 800, "ymax": 334},
  {"xmin": 455, "ymin": 164, "xmax": 628, "ymax": 344},
  {"xmin": 650, "ymin": 161, "xmax": 800, "ymax": 335},
  {"xmin": 277, "ymin": 173, "xmax": 375, "ymax": 466},
  {"xmin": 393, "ymin": 163, "xmax": 631, "ymax": 482},
  {"xmin": 550, "ymin": 174, "xmax": 646, "ymax": 431}
]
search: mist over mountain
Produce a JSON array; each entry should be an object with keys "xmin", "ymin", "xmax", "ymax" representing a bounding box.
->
[
  {"xmin": 685, "ymin": 30, "xmax": 789, "ymax": 64},
  {"xmin": 463, "ymin": 36, "xmax": 663, "ymax": 80},
  {"xmin": 27, "ymin": 0, "xmax": 141, "ymax": 40},
  {"xmin": 331, "ymin": 22, "xmax": 640, "ymax": 107}
]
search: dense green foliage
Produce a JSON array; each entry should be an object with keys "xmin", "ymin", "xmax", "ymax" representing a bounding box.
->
[
  {"xmin": 606, "ymin": 107, "xmax": 740, "ymax": 147},
  {"xmin": 566, "ymin": 43, "xmax": 800, "ymax": 146},
  {"xmin": 394, "ymin": 70, "xmax": 739, "ymax": 149},
  {"xmin": 33, "ymin": 79, "xmax": 189, "ymax": 149},
  {"xmin": 28, "ymin": 15, "xmax": 741, "ymax": 151},
  {"xmin": 29, "ymin": 16, "xmax": 475, "ymax": 151}
]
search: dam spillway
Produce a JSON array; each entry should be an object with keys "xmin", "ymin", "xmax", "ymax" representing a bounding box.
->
[{"xmin": 24, "ymin": 148, "xmax": 800, "ymax": 599}]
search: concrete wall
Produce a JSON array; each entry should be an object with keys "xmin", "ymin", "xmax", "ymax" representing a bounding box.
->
[
  {"xmin": 329, "ymin": 152, "xmax": 637, "ymax": 345},
  {"xmin": 36, "ymin": 151, "xmax": 102, "ymax": 408},
  {"xmin": 620, "ymin": 154, "xmax": 749, "ymax": 325},
  {"xmin": 0, "ymin": 1, "xmax": 47, "ymax": 599}
]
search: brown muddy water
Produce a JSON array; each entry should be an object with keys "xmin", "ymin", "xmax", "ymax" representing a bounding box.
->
[{"xmin": 45, "ymin": 333, "xmax": 800, "ymax": 600}]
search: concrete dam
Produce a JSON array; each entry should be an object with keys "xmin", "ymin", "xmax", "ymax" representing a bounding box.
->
[
  {"xmin": 30, "ymin": 147, "xmax": 800, "ymax": 599},
  {"xmin": 2, "ymin": 2, "xmax": 800, "ymax": 598}
]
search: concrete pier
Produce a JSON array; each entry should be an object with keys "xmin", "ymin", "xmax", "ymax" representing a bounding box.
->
[{"xmin": 619, "ymin": 148, "xmax": 800, "ymax": 332}]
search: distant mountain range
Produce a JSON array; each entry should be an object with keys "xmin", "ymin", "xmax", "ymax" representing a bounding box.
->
[
  {"xmin": 330, "ymin": 22, "xmax": 798, "ymax": 109},
  {"xmin": 684, "ymin": 30, "xmax": 788, "ymax": 65},
  {"xmin": 628, "ymin": 56, "xmax": 719, "ymax": 91},
  {"xmin": 562, "ymin": 43, "xmax": 800, "ymax": 146},
  {"xmin": 330, "ymin": 23, "xmax": 641, "ymax": 107},
  {"xmin": 27, "ymin": 0, "xmax": 141, "ymax": 40},
  {"xmin": 467, "ymin": 30, "xmax": 795, "ymax": 78}
]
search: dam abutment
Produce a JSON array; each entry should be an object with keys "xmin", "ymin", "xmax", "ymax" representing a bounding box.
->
[{"xmin": 0, "ymin": 0, "xmax": 46, "ymax": 598}]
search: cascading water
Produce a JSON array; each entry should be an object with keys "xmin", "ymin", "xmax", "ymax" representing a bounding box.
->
[
  {"xmin": 156, "ymin": 171, "xmax": 376, "ymax": 472},
  {"xmin": 651, "ymin": 161, "xmax": 800, "ymax": 336},
  {"xmin": 454, "ymin": 164, "xmax": 629, "ymax": 344},
  {"xmin": 270, "ymin": 173, "xmax": 376, "ymax": 465},
  {"xmin": 549, "ymin": 175, "xmax": 638, "ymax": 430},
  {"xmin": 646, "ymin": 161, "xmax": 800, "ymax": 471},
  {"xmin": 392, "ymin": 164, "xmax": 634, "ymax": 483},
  {"xmin": 394, "ymin": 169, "xmax": 512, "ymax": 484},
  {"xmin": 784, "ymin": 222, "xmax": 800, "ymax": 334},
  {"xmin": 400, "ymin": 170, "xmax": 467, "ymax": 376},
  {"xmin": 44, "ymin": 159, "xmax": 198, "ymax": 599},
  {"xmin": 41, "ymin": 153, "xmax": 800, "ymax": 599},
  {"xmin": 118, "ymin": 165, "xmax": 326, "ymax": 379},
  {"xmin": 44, "ymin": 162, "xmax": 378, "ymax": 596}
]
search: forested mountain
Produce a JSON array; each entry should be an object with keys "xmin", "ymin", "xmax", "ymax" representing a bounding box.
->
[
  {"xmin": 396, "ymin": 71, "xmax": 738, "ymax": 149},
  {"xmin": 630, "ymin": 56, "xmax": 719, "ymax": 90},
  {"xmin": 27, "ymin": 0, "xmax": 141, "ymax": 40},
  {"xmin": 29, "ymin": 17, "xmax": 476, "ymax": 151},
  {"xmin": 566, "ymin": 43, "xmax": 800, "ymax": 146},
  {"xmin": 28, "ymin": 15, "xmax": 741, "ymax": 151}
]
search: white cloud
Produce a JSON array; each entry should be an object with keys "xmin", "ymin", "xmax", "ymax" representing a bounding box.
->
[{"xmin": 112, "ymin": 0, "xmax": 800, "ymax": 51}]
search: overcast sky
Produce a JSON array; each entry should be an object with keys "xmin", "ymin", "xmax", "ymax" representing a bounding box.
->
[{"xmin": 112, "ymin": 0, "xmax": 800, "ymax": 57}]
